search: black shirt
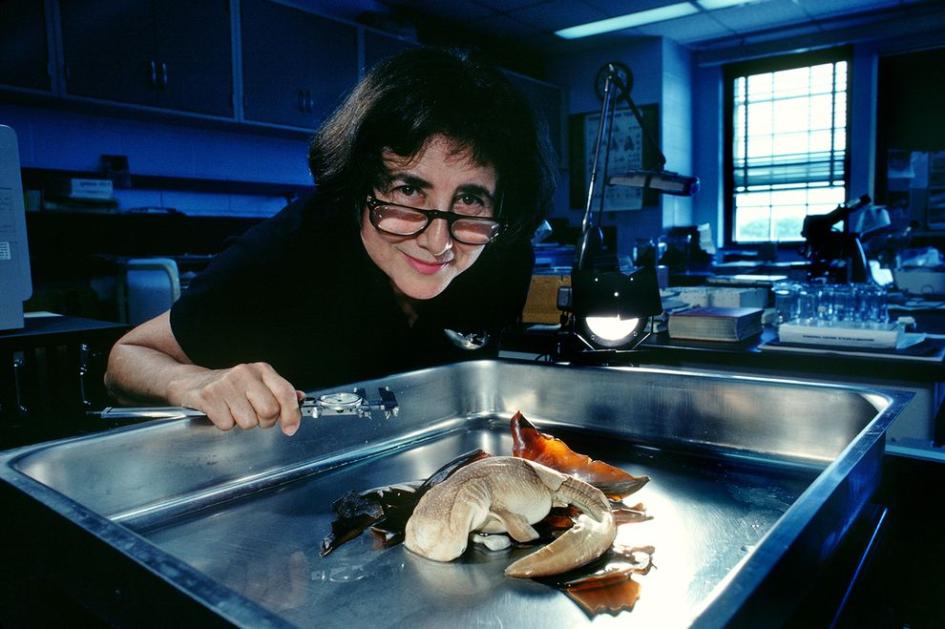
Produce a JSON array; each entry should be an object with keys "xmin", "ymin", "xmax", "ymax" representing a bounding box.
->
[{"xmin": 170, "ymin": 195, "xmax": 534, "ymax": 390}]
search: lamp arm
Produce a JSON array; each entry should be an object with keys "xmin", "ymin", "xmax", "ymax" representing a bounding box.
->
[
  {"xmin": 581, "ymin": 71, "xmax": 617, "ymax": 230},
  {"xmin": 577, "ymin": 63, "xmax": 672, "ymax": 272},
  {"xmin": 577, "ymin": 66, "xmax": 621, "ymax": 271}
]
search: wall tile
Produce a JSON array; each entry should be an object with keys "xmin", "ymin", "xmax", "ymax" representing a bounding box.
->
[
  {"xmin": 228, "ymin": 193, "xmax": 287, "ymax": 217},
  {"xmin": 119, "ymin": 120, "xmax": 197, "ymax": 177},
  {"xmin": 30, "ymin": 109, "xmax": 124, "ymax": 171},
  {"xmin": 114, "ymin": 188, "xmax": 164, "ymax": 210},
  {"xmin": 193, "ymin": 130, "xmax": 310, "ymax": 184},
  {"xmin": 160, "ymin": 190, "xmax": 230, "ymax": 215},
  {"xmin": 0, "ymin": 103, "xmax": 35, "ymax": 165}
]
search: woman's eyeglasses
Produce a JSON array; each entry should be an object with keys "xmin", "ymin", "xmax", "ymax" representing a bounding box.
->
[{"xmin": 366, "ymin": 195, "xmax": 502, "ymax": 245}]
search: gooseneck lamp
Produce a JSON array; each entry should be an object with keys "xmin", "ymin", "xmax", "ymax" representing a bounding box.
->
[{"xmin": 557, "ymin": 63, "xmax": 697, "ymax": 359}]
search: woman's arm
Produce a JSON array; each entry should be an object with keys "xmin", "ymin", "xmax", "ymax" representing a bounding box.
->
[{"xmin": 104, "ymin": 311, "xmax": 303, "ymax": 435}]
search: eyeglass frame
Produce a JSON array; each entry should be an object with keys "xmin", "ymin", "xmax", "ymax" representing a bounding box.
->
[{"xmin": 365, "ymin": 194, "xmax": 504, "ymax": 245}]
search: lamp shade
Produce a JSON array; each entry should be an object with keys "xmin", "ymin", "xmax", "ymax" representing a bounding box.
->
[
  {"xmin": 571, "ymin": 267, "xmax": 662, "ymax": 318},
  {"xmin": 571, "ymin": 267, "xmax": 663, "ymax": 349}
]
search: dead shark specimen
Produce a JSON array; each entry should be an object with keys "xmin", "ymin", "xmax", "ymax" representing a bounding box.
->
[{"xmin": 404, "ymin": 456, "xmax": 616, "ymax": 578}]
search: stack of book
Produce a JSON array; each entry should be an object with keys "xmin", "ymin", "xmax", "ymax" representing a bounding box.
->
[
  {"xmin": 668, "ymin": 307, "xmax": 764, "ymax": 342},
  {"xmin": 670, "ymin": 286, "xmax": 768, "ymax": 309}
]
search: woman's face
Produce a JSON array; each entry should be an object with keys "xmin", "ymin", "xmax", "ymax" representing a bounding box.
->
[{"xmin": 360, "ymin": 134, "xmax": 497, "ymax": 301}]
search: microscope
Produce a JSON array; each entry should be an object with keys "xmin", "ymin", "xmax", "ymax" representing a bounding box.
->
[{"xmin": 801, "ymin": 194, "xmax": 871, "ymax": 283}]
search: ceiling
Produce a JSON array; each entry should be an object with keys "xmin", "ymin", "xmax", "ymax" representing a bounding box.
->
[{"xmin": 335, "ymin": 0, "xmax": 941, "ymax": 55}]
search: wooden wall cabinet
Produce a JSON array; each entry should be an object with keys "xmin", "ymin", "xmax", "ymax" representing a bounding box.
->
[
  {"xmin": 240, "ymin": 0, "xmax": 357, "ymax": 129},
  {"xmin": 1, "ymin": 0, "xmax": 564, "ymax": 161},
  {"xmin": 360, "ymin": 31, "xmax": 565, "ymax": 167},
  {"xmin": 59, "ymin": 0, "xmax": 233, "ymax": 117},
  {"xmin": 0, "ymin": 0, "xmax": 51, "ymax": 92},
  {"xmin": 363, "ymin": 29, "xmax": 417, "ymax": 74}
]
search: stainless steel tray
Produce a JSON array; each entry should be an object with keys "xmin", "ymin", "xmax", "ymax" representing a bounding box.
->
[{"xmin": 0, "ymin": 360, "xmax": 911, "ymax": 627}]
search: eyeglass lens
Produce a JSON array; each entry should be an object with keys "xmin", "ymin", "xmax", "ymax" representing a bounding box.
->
[{"xmin": 372, "ymin": 205, "xmax": 500, "ymax": 244}]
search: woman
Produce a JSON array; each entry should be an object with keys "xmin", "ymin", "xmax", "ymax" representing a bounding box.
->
[{"xmin": 105, "ymin": 47, "xmax": 556, "ymax": 436}]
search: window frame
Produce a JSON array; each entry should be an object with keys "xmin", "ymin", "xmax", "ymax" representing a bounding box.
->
[{"xmin": 722, "ymin": 47, "xmax": 853, "ymax": 248}]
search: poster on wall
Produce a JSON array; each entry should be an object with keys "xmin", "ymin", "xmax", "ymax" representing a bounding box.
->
[
  {"xmin": 928, "ymin": 151, "xmax": 945, "ymax": 229},
  {"xmin": 886, "ymin": 148, "xmax": 945, "ymax": 229},
  {"xmin": 584, "ymin": 109, "xmax": 643, "ymax": 211},
  {"xmin": 570, "ymin": 105, "xmax": 658, "ymax": 213}
]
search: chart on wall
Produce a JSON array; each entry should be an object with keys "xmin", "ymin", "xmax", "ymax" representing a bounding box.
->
[{"xmin": 582, "ymin": 107, "xmax": 645, "ymax": 212}]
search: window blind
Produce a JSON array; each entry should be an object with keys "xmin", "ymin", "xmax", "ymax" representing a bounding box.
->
[{"xmin": 730, "ymin": 59, "xmax": 849, "ymax": 242}]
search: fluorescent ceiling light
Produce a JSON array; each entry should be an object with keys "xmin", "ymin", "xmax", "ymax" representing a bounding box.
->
[
  {"xmin": 696, "ymin": 0, "xmax": 750, "ymax": 9},
  {"xmin": 555, "ymin": 2, "xmax": 699, "ymax": 39}
]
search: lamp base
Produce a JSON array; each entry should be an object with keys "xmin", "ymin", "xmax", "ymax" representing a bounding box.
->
[
  {"xmin": 552, "ymin": 315, "xmax": 654, "ymax": 364},
  {"xmin": 566, "ymin": 343, "xmax": 654, "ymax": 366}
]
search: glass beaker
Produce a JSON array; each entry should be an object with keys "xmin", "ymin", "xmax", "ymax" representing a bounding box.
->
[
  {"xmin": 815, "ymin": 284, "xmax": 836, "ymax": 322},
  {"xmin": 796, "ymin": 284, "xmax": 818, "ymax": 324},
  {"xmin": 832, "ymin": 284, "xmax": 857, "ymax": 323},
  {"xmin": 859, "ymin": 284, "xmax": 889, "ymax": 325},
  {"xmin": 773, "ymin": 281, "xmax": 799, "ymax": 325}
]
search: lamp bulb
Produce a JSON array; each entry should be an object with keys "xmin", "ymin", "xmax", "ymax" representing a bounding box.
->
[{"xmin": 584, "ymin": 315, "xmax": 641, "ymax": 342}]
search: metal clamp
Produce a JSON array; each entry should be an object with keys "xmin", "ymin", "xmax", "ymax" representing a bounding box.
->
[
  {"xmin": 94, "ymin": 387, "xmax": 399, "ymax": 423},
  {"xmin": 303, "ymin": 387, "xmax": 399, "ymax": 420}
]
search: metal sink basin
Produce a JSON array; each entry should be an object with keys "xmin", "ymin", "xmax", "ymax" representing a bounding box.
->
[{"xmin": 0, "ymin": 360, "xmax": 911, "ymax": 627}]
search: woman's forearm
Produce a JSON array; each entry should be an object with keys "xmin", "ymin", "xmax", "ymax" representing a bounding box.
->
[
  {"xmin": 104, "ymin": 311, "xmax": 206, "ymax": 406},
  {"xmin": 104, "ymin": 312, "xmax": 302, "ymax": 435},
  {"xmin": 104, "ymin": 341, "xmax": 208, "ymax": 406}
]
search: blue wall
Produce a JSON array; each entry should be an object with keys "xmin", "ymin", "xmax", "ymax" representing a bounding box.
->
[
  {"xmin": 547, "ymin": 37, "xmax": 695, "ymax": 257},
  {"xmin": 692, "ymin": 65, "xmax": 723, "ymax": 241},
  {"xmin": 661, "ymin": 38, "xmax": 695, "ymax": 231}
]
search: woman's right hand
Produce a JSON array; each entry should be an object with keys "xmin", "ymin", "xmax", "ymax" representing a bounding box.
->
[
  {"xmin": 168, "ymin": 362, "xmax": 305, "ymax": 436},
  {"xmin": 106, "ymin": 312, "xmax": 304, "ymax": 436}
]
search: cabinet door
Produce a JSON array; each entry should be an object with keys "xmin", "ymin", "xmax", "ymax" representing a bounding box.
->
[
  {"xmin": 363, "ymin": 30, "xmax": 417, "ymax": 76},
  {"xmin": 60, "ymin": 0, "xmax": 157, "ymax": 106},
  {"xmin": 241, "ymin": 0, "xmax": 357, "ymax": 129},
  {"xmin": 152, "ymin": 0, "xmax": 232, "ymax": 116},
  {"xmin": 0, "ymin": 0, "xmax": 50, "ymax": 91}
]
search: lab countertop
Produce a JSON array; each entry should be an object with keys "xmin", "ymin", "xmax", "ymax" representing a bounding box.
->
[
  {"xmin": 0, "ymin": 313, "xmax": 129, "ymax": 348},
  {"xmin": 500, "ymin": 315, "xmax": 945, "ymax": 625},
  {"xmin": 502, "ymin": 323, "xmax": 945, "ymax": 383}
]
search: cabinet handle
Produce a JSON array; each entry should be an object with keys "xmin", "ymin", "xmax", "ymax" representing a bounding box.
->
[
  {"xmin": 160, "ymin": 62, "xmax": 168, "ymax": 89},
  {"xmin": 78, "ymin": 344, "xmax": 93, "ymax": 410},
  {"xmin": 297, "ymin": 89, "xmax": 305, "ymax": 112},
  {"xmin": 307, "ymin": 90, "xmax": 314, "ymax": 113},
  {"xmin": 12, "ymin": 351, "xmax": 29, "ymax": 415},
  {"xmin": 150, "ymin": 60, "xmax": 157, "ymax": 86}
]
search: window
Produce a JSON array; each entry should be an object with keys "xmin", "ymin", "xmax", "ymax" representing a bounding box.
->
[{"xmin": 724, "ymin": 50, "xmax": 850, "ymax": 244}]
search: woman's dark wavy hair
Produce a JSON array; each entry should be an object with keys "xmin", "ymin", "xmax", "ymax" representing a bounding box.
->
[{"xmin": 309, "ymin": 47, "xmax": 556, "ymax": 245}]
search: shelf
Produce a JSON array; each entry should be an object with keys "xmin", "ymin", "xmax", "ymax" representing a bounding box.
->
[{"xmin": 21, "ymin": 167, "xmax": 311, "ymax": 198}]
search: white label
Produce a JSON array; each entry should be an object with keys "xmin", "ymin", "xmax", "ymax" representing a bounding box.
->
[{"xmin": 0, "ymin": 241, "xmax": 10, "ymax": 261}]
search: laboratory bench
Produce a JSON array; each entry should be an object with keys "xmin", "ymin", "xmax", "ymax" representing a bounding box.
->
[
  {"xmin": 0, "ymin": 313, "xmax": 129, "ymax": 449},
  {"xmin": 1, "ymin": 310, "xmax": 943, "ymax": 626},
  {"xmin": 0, "ymin": 357, "xmax": 929, "ymax": 627},
  {"xmin": 503, "ymin": 302, "xmax": 945, "ymax": 455}
]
